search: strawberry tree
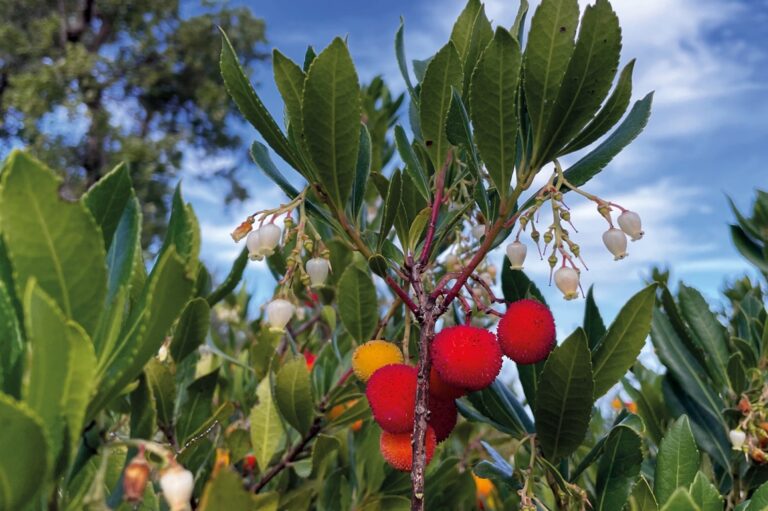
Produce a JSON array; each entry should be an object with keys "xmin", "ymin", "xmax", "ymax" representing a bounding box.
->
[{"xmin": 220, "ymin": 0, "xmax": 656, "ymax": 507}]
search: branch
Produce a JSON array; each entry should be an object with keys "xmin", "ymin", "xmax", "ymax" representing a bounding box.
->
[{"xmin": 418, "ymin": 153, "xmax": 452, "ymax": 267}]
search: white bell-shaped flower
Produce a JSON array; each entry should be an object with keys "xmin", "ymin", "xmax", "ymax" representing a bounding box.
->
[
  {"xmin": 266, "ymin": 299, "xmax": 295, "ymax": 331},
  {"xmin": 729, "ymin": 429, "xmax": 746, "ymax": 450},
  {"xmin": 256, "ymin": 223, "xmax": 282, "ymax": 256},
  {"xmin": 471, "ymin": 224, "xmax": 486, "ymax": 239},
  {"xmin": 306, "ymin": 258, "xmax": 330, "ymax": 287},
  {"xmin": 617, "ymin": 210, "xmax": 644, "ymax": 241},
  {"xmin": 554, "ymin": 267, "xmax": 580, "ymax": 300},
  {"xmin": 506, "ymin": 241, "xmax": 527, "ymax": 269},
  {"xmin": 246, "ymin": 230, "xmax": 262, "ymax": 261},
  {"xmin": 160, "ymin": 464, "xmax": 194, "ymax": 511},
  {"xmin": 602, "ymin": 228, "xmax": 628, "ymax": 260}
]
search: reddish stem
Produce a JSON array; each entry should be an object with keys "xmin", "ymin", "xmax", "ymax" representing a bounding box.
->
[
  {"xmin": 386, "ymin": 275, "xmax": 421, "ymax": 319},
  {"xmin": 418, "ymin": 153, "xmax": 452, "ymax": 267}
]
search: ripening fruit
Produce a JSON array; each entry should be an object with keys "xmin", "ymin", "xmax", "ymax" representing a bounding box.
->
[
  {"xmin": 617, "ymin": 210, "xmax": 644, "ymax": 241},
  {"xmin": 473, "ymin": 473, "xmax": 495, "ymax": 499},
  {"xmin": 429, "ymin": 367, "xmax": 465, "ymax": 401},
  {"xmin": 366, "ymin": 364, "xmax": 416, "ymax": 433},
  {"xmin": 123, "ymin": 451, "xmax": 150, "ymax": 503},
  {"xmin": 506, "ymin": 241, "xmax": 527, "ymax": 269},
  {"xmin": 431, "ymin": 325, "xmax": 502, "ymax": 391},
  {"xmin": 159, "ymin": 463, "xmax": 194, "ymax": 511},
  {"xmin": 429, "ymin": 396, "xmax": 458, "ymax": 442},
  {"xmin": 554, "ymin": 267, "xmax": 580, "ymax": 300},
  {"xmin": 352, "ymin": 340, "xmax": 404, "ymax": 382},
  {"xmin": 265, "ymin": 299, "xmax": 295, "ymax": 331},
  {"xmin": 602, "ymin": 228, "xmax": 628, "ymax": 260},
  {"xmin": 380, "ymin": 426, "xmax": 437, "ymax": 471},
  {"xmin": 497, "ymin": 299, "xmax": 556, "ymax": 365}
]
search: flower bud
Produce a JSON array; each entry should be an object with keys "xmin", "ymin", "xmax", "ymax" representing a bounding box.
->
[
  {"xmin": 543, "ymin": 231, "xmax": 553, "ymax": 244},
  {"xmin": 602, "ymin": 228, "xmax": 628, "ymax": 260},
  {"xmin": 160, "ymin": 463, "xmax": 194, "ymax": 511},
  {"xmin": 506, "ymin": 241, "xmax": 527, "ymax": 270},
  {"xmin": 471, "ymin": 224, "xmax": 485, "ymax": 239},
  {"xmin": 266, "ymin": 299, "xmax": 295, "ymax": 331},
  {"xmin": 730, "ymin": 429, "xmax": 747, "ymax": 450},
  {"xmin": 123, "ymin": 452, "xmax": 150, "ymax": 503},
  {"xmin": 306, "ymin": 258, "xmax": 330, "ymax": 287},
  {"xmin": 246, "ymin": 230, "xmax": 262, "ymax": 261},
  {"xmin": 560, "ymin": 210, "xmax": 571, "ymax": 222},
  {"xmin": 617, "ymin": 210, "xmax": 644, "ymax": 241},
  {"xmin": 554, "ymin": 267, "xmax": 580, "ymax": 300},
  {"xmin": 256, "ymin": 223, "xmax": 282, "ymax": 256}
]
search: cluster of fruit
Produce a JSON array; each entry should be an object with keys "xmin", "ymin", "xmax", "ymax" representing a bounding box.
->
[
  {"xmin": 351, "ymin": 299, "xmax": 556, "ymax": 471},
  {"xmin": 730, "ymin": 396, "xmax": 768, "ymax": 464}
]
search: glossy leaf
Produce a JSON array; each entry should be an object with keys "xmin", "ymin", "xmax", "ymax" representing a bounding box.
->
[
  {"xmin": 591, "ymin": 284, "xmax": 656, "ymax": 397},
  {"xmin": 378, "ymin": 169, "xmax": 403, "ymax": 248},
  {"xmin": 302, "ymin": 38, "xmax": 361, "ymax": 209},
  {"xmin": 145, "ymin": 359, "xmax": 176, "ymax": 432},
  {"xmin": 0, "ymin": 151, "xmax": 107, "ymax": 336},
  {"xmin": 158, "ymin": 185, "xmax": 200, "ymax": 273},
  {"xmin": 394, "ymin": 126, "xmax": 430, "ymax": 202},
  {"xmin": 595, "ymin": 425, "xmax": 643, "ymax": 511},
  {"xmin": 394, "ymin": 19, "xmax": 416, "ymax": 101},
  {"xmin": 337, "ymin": 266, "xmax": 378, "ymax": 341},
  {"xmin": 689, "ymin": 472, "xmax": 722, "ymax": 511},
  {"xmin": 678, "ymin": 284, "xmax": 730, "ymax": 388},
  {"xmin": 654, "ymin": 415, "xmax": 700, "ymax": 505},
  {"xmin": 273, "ymin": 49, "xmax": 306, "ymax": 136},
  {"xmin": 660, "ymin": 489, "xmax": 700, "ymax": 511},
  {"xmin": 534, "ymin": 328, "xmax": 594, "ymax": 459},
  {"xmin": 0, "ymin": 281, "xmax": 23, "ymax": 394},
  {"xmin": 207, "ymin": 248, "xmax": 248, "ymax": 306},
  {"xmin": 630, "ymin": 476, "xmax": 658, "ymax": 511},
  {"xmin": 199, "ymin": 469, "xmax": 259, "ymax": 510},
  {"xmin": 351, "ymin": 125, "xmax": 372, "ymax": 219},
  {"xmin": 746, "ymin": 482, "xmax": 768, "ymax": 511},
  {"xmin": 275, "ymin": 355, "xmax": 315, "ymax": 435},
  {"xmin": 250, "ymin": 376, "xmax": 284, "ymax": 469},
  {"xmin": 584, "ymin": 285, "xmax": 607, "ymax": 349},
  {"xmin": 470, "ymin": 27, "xmax": 521, "ymax": 198},
  {"xmin": 82, "ymin": 162, "xmax": 134, "ymax": 249},
  {"xmin": 420, "ymin": 42, "xmax": 463, "ymax": 167},
  {"xmin": 177, "ymin": 369, "xmax": 219, "ymax": 443},
  {"xmin": 170, "ymin": 297, "xmax": 210, "ymax": 362}
]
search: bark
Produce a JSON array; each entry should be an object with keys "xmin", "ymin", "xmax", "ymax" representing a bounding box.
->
[{"xmin": 410, "ymin": 305, "xmax": 435, "ymax": 511}]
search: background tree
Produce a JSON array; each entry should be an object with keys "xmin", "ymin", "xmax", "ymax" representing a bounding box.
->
[{"xmin": 0, "ymin": 0, "xmax": 267, "ymax": 247}]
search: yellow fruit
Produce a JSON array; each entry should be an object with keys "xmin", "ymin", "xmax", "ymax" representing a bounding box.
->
[
  {"xmin": 352, "ymin": 340, "xmax": 404, "ymax": 382},
  {"xmin": 473, "ymin": 473, "xmax": 494, "ymax": 499}
]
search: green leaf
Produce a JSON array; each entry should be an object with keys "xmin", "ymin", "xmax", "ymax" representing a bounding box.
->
[
  {"xmin": 470, "ymin": 27, "xmax": 521, "ymax": 198},
  {"xmin": 0, "ymin": 151, "xmax": 107, "ymax": 336},
  {"xmin": 563, "ymin": 59, "xmax": 634, "ymax": 154},
  {"xmin": 273, "ymin": 49, "xmax": 306, "ymax": 134},
  {"xmin": 312, "ymin": 434, "xmax": 341, "ymax": 476},
  {"xmin": 394, "ymin": 125, "xmax": 430, "ymax": 202},
  {"xmin": 730, "ymin": 225, "xmax": 768, "ymax": 273},
  {"xmin": 395, "ymin": 19, "xmax": 417, "ymax": 101},
  {"xmin": 61, "ymin": 321, "xmax": 97, "ymax": 462},
  {"xmin": 583, "ymin": 285, "xmax": 606, "ymax": 349},
  {"xmin": 560, "ymin": 92, "xmax": 653, "ymax": 190},
  {"xmin": 660, "ymin": 488, "xmax": 700, "ymax": 511},
  {"xmin": 91, "ymin": 247, "xmax": 194, "ymax": 419},
  {"xmin": 177, "ymin": 369, "xmax": 219, "ymax": 444},
  {"xmin": 207, "ymin": 248, "xmax": 248, "ymax": 307},
  {"xmin": 630, "ymin": 476, "xmax": 658, "ymax": 511},
  {"xmin": 534, "ymin": 328, "xmax": 594, "ymax": 460},
  {"xmin": 130, "ymin": 375, "xmax": 156, "ymax": 440},
  {"xmin": 219, "ymin": 30, "xmax": 304, "ymax": 172},
  {"xmin": 170, "ymin": 298, "xmax": 210, "ymax": 363},
  {"xmin": 337, "ymin": 266, "xmax": 377, "ymax": 341},
  {"xmin": 450, "ymin": 0, "xmax": 484, "ymax": 62},
  {"xmin": 595, "ymin": 425, "xmax": 643, "ymax": 511},
  {"xmin": 199, "ymin": 469, "xmax": 260, "ymax": 510},
  {"xmin": 538, "ymin": 0, "xmax": 621, "ymax": 163},
  {"xmin": 145, "ymin": 359, "xmax": 176, "ymax": 432},
  {"xmin": 0, "ymin": 280, "xmax": 23, "ymax": 394},
  {"xmin": 275, "ymin": 355, "xmax": 315, "ymax": 435},
  {"xmin": 158, "ymin": 185, "xmax": 200, "ymax": 273},
  {"xmin": 501, "ymin": 263, "xmax": 547, "ymax": 305},
  {"xmin": 378, "ymin": 169, "xmax": 403, "ymax": 248},
  {"xmin": 654, "ymin": 415, "xmax": 700, "ymax": 505},
  {"xmin": 512, "ymin": 0, "xmax": 530, "ymax": 42},
  {"xmin": 351, "ymin": 125, "xmax": 372, "ymax": 219},
  {"xmin": 104, "ymin": 196, "xmax": 140, "ymax": 308},
  {"xmin": 591, "ymin": 284, "xmax": 656, "ymax": 397},
  {"xmin": 0, "ymin": 394, "xmax": 49, "ymax": 509},
  {"xmin": 250, "ymin": 376, "xmax": 284, "ymax": 469},
  {"xmin": 451, "ymin": 0, "xmax": 493, "ymax": 98},
  {"xmin": 746, "ymin": 482, "xmax": 768, "ymax": 511},
  {"xmin": 689, "ymin": 472, "xmax": 722, "ymax": 511},
  {"xmin": 678, "ymin": 284, "xmax": 730, "ymax": 388},
  {"xmin": 420, "ymin": 42, "xmax": 463, "ymax": 167},
  {"xmin": 82, "ymin": 162, "xmax": 134, "ymax": 249},
  {"xmin": 302, "ymin": 37, "xmax": 361, "ymax": 209},
  {"xmin": 524, "ymin": 0, "xmax": 579, "ymax": 160}
]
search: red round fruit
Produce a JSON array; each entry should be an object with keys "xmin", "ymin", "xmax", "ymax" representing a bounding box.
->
[
  {"xmin": 497, "ymin": 299, "xmax": 556, "ymax": 364},
  {"xmin": 429, "ymin": 367, "xmax": 465, "ymax": 401},
  {"xmin": 431, "ymin": 325, "xmax": 502, "ymax": 391},
  {"xmin": 380, "ymin": 426, "xmax": 437, "ymax": 471},
  {"xmin": 366, "ymin": 364, "xmax": 416, "ymax": 433},
  {"xmin": 429, "ymin": 396, "xmax": 458, "ymax": 442}
]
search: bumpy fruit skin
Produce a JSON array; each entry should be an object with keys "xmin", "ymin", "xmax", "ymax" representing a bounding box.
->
[
  {"xmin": 431, "ymin": 325, "xmax": 502, "ymax": 391},
  {"xmin": 353, "ymin": 340, "xmax": 405, "ymax": 382},
  {"xmin": 380, "ymin": 426, "xmax": 437, "ymax": 471},
  {"xmin": 497, "ymin": 299, "xmax": 556, "ymax": 365},
  {"xmin": 429, "ymin": 396, "xmax": 458, "ymax": 442},
  {"xmin": 366, "ymin": 364, "xmax": 416, "ymax": 433},
  {"xmin": 429, "ymin": 367, "xmax": 465, "ymax": 401}
]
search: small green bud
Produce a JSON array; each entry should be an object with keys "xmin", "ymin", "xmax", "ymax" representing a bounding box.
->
[
  {"xmin": 548, "ymin": 254, "xmax": 557, "ymax": 268},
  {"xmin": 560, "ymin": 210, "xmax": 571, "ymax": 221},
  {"xmin": 543, "ymin": 231, "xmax": 553, "ymax": 244}
]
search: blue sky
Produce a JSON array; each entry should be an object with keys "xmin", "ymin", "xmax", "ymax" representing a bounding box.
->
[{"xmin": 183, "ymin": 0, "xmax": 768, "ymax": 333}]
